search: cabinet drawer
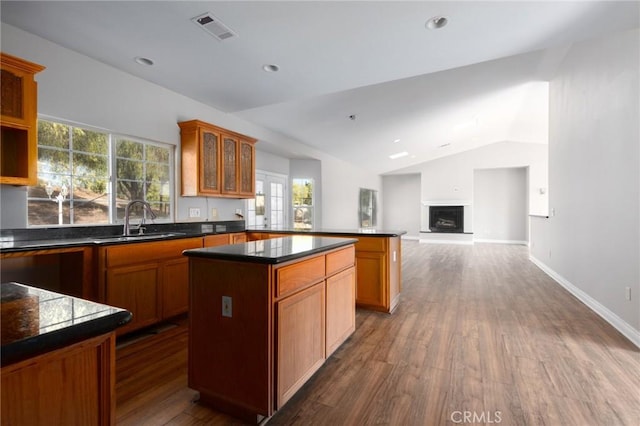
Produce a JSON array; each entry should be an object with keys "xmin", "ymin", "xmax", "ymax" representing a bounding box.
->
[
  {"xmin": 106, "ymin": 237, "xmax": 202, "ymax": 268},
  {"xmin": 276, "ymin": 255, "xmax": 325, "ymax": 298},
  {"xmin": 326, "ymin": 245, "xmax": 355, "ymax": 276},
  {"xmin": 203, "ymin": 234, "xmax": 230, "ymax": 247},
  {"xmin": 354, "ymin": 237, "xmax": 386, "ymax": 252}
]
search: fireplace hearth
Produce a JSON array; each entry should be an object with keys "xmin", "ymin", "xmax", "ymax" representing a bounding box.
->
[{"xmin": 429, "ymin": 206, "xmax": 464, "ymax": 233}]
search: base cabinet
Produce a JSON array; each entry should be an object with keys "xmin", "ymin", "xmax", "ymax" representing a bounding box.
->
[
  {"xmin": 188, "ymin": 244, "xmax": 356, "ymax": 421},
  {"xmin": 99, "ymin": 237, "xmax": 203, "ymax": 335},
  {"xmin": 248, "ymin": 232, "xmax": 402, "ymax": 313},
  {"xmin": 1, "ymin": 332, "xmax": 116, "ymax": 426},
  {"xmin": 106, "ymin": 263, "xmax": 160, "ymax": 334}
]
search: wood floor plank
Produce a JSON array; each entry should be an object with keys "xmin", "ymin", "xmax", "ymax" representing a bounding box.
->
[{"xmin": 115, "ymin": 241, "xmax": 640, "ymax": 425}]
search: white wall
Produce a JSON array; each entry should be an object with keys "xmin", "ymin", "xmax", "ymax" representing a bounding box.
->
[
  {"xmin": 530, "ymin": 28, "xmax": 640, "ymax": 343},
  {"xmin": 382, "ymin": 174, "xmax": 421, "ymax": 238},
  {"xmin": 0, "ymin": 24, "xmax": 381, "ymax": 229},
  {"xmin": 322, "ymin": 157, "xmax": 382, "ymax": 229},
  {"xmin": 473, "ymin": 167, "xmax": 527, "ymax": 243},
  {"xmin": 392, "ymin": 141, "xmax": 548, "ymax": 234}
]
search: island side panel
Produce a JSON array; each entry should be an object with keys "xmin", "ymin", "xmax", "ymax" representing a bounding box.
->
[
  {"xmin": 388, "ymin": 235, "xmax": 402, "ymax": 313},
  {"xmin": 188, "ymin": 258, "xmax": 273, "ymax": 419}
]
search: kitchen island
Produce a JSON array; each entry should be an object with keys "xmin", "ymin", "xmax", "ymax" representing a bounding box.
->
[
  {"xmin": 183, "ymin": 235, "xmax": 357, "ymax": 423},
  {"xmin": 247, "ymin": 227, "xmax": 405, "ymax": 313},
  {"xmin": 1, "ymin": 282, "xmax": 131, "ymax": 425}
]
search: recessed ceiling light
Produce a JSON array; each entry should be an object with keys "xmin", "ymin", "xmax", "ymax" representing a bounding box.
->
[
  {"xmin": 393, "ymin": 139, "xmax": 401, "ymax": 143},
  {"xmin": 389, "ymin": 151, "xmax": 409, "ymax": 160},
  {"xmin": 262, "ymin": 64, "xmax": 280, "ymax": 72},
  {"xmin": 426, "ymin": 16, "xmax": 448, "ymax": 30},
  {"xmin": 134, "ymin": 56, "xmax": 154, "ymax": 66}
]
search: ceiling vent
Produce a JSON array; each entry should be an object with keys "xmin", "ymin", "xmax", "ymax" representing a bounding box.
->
[{"xmin": 191, "ymin": 12, "xmax": 237, "ymax": 41}]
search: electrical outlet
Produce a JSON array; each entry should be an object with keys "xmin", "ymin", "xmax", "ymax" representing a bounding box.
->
[
  {"xmin": 222, "ymin": 296, "xmax": 232, "ymax": 317},
  {"xmin": 211, "ymin": 208, "xmax": 218, "ymax": 219},
  {"xmin": 235, "ymin": 208, "xmax": 242, "ymax": 215},
  {"xmin": 625, "ymin": 287, "xmax": 632, "ymax": 301},
  {"xmin": 189, "ymin": 207, "xmax": 201, "ymax": 218}
]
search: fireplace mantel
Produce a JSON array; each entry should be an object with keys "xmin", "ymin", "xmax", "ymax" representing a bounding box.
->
[{"xmin": 421, "ymin": 200, "xmax": 472, "ymax": 206}]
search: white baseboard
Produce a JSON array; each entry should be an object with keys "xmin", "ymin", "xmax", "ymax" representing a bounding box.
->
[
  {"xmin": 530, "ymin": 255, "xmax": 640, "ymax": 349},
  {"xmin": 474, "ymin": 238, "xmax": 528, "ymax": 245},
  {"xmin": 401, "ymin": 235, "xmax": 420, "ymax": 241}
]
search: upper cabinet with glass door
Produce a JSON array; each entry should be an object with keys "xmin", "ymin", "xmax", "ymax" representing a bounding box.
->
[
  {"xmin": 179, "ymin": 120, "xmax": 256, "ymax": 199},
  {"xmin": 0, "ymin": 53, "xmax": 45, "ymax": 186}
]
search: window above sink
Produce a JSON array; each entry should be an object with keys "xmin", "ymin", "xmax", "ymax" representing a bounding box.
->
[{"xmin": 27, "ymin": 118, "xmax": 175, "ymax": 227}]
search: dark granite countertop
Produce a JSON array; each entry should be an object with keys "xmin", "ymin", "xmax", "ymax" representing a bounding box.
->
[
  {"xmin": 246, "ymin": 227, "xmax": 406, "ymax": 237},
  {"xmin": 0, "ymin": 220, "xmax": 245, "ymax": 253},
  {"xmin": 1, "ymin": 282, "xmax": 132, "ymax": 366},
  {"xmin": 183, "ymin": 235, "xmax": 357, "ymax": 264}
]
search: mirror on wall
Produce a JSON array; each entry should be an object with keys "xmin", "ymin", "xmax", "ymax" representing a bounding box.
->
[{"xmin": 358, "ymin": 188, "xmax": 377, "ymax": 228}]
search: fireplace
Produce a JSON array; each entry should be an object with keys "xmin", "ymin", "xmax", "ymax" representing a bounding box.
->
[{"xmin": 429, "ymin": 206, "xmax": 464, "ymax": 233}]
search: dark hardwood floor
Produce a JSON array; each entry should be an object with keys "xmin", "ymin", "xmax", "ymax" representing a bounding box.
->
[{"xmin": 115, "ymin": 241, "xmax": 640, "ymax": 425}]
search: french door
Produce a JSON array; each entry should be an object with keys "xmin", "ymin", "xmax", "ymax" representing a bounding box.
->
[{"xmin": 247, "ymin": 172, "xmax": 287, "ymax": 228}]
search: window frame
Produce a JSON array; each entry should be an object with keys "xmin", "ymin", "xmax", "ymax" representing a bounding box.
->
[
  {"xmin": 292, "ymin": 177, "xmax": 314, "ymax": 230},
  {"xmin": 27, "ymin": 116, "xmax": 175, "ymax": 227}
]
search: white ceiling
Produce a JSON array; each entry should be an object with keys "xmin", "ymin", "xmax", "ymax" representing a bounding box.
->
[{"xmin": 1, "ymin": 1, "xmax": 638, "ymax": 174}]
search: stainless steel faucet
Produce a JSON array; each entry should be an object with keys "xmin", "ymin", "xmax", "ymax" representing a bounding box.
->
[{"xmin": 123, "ymin": 200, "xmax": 157, "ymax": 236}]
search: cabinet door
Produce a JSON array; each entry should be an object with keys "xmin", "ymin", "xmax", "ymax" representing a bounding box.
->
[
  {"xmin": 238, "ymin": 140, "xmax": 255, "ymax": 197},
  {"xmin": 276, "ymin": 282, "xmax": 325, "ymax": 408},
  {"xmin": 199, "ymin": 127, "xmax": 221, "ymax": 194},
  {"xmin": 355, "ymin": 252, "xmax": 386, "ymax": 310},
  {"xmin": 161, "ymin": 257, "xmax": 189, "ymax": 319},
  {"xmin": 221, "ymin": 135, "xmax": 238, "ymax": 194},
  {"xmin": 326, "ymin": 267, "xmax": 356, "ymax": 357},
  {"xmin": 106, "ymin": 263, "xmax": 160, "ymax": 334}
]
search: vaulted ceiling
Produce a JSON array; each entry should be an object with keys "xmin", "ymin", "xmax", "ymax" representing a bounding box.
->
[{"xmin": 2, "ymin": 1, "xmax": 638, "ymax": 174}]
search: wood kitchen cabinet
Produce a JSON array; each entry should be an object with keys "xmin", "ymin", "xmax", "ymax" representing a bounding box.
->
[
  {"xmin": 0, "ymin": 52, "xmax": 45, "ymax": 186},
  {"xmin": 229, "ymin": 232, "xmax": 247, "ymax": 244},
  {"xmin": 179, "ymin": 119, "xmax": 256, "ymax": 198},
  {"xmin": 98, "ymin": 237, "xmax": 203, "ymax": 335},
  {"xmin": 203, "ymin": 233, "xmax": 231, "ymax": 247},
  {"xmin": 248, "ymin": 231, "xmax": 402, "ymax": 313},
  {"xmin": 0, "ymin": 246, "xmax": 95, "ymax": 300},
  {"xmin": 186, "ymin": 239, "xmax": 356, "ymax": 421},
  {"xmin": 1, "ymin": 332, "xmax": 117, "ymax": 426},
  {"xmin": 276, "ymin": 281, "xmax": 325, "ymax": 408}
]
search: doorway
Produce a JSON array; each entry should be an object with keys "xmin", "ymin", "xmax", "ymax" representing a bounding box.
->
[{"xmin": 247, "ymin": 171, "xmax": 288, "ymax": 228}]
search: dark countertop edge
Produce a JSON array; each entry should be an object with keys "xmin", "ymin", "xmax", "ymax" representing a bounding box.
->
[
  {"xmin": 0, "ymin": 231, "xmax": 235, "ymax": 253},
  {"xmin": 247, "ymin": 228, "xmax": 407, "ymax": 237},
  {"xmin": 1, "ymin": 310, "xmax": 132, "ymax": 366},
  {"xmin": 184, "ymin": 237, "xmax": 358, "ymax": 264},
  {"xmin": 529, "ymin": 214, "xmax": 550, "ymax": 218},
  {"xmin": 0, "ymin": 233, "xmax": 199, "ymax": 253},
  {"xmin": 0, "ymin": 226, "xmax": 405, "ymax": 253}
]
